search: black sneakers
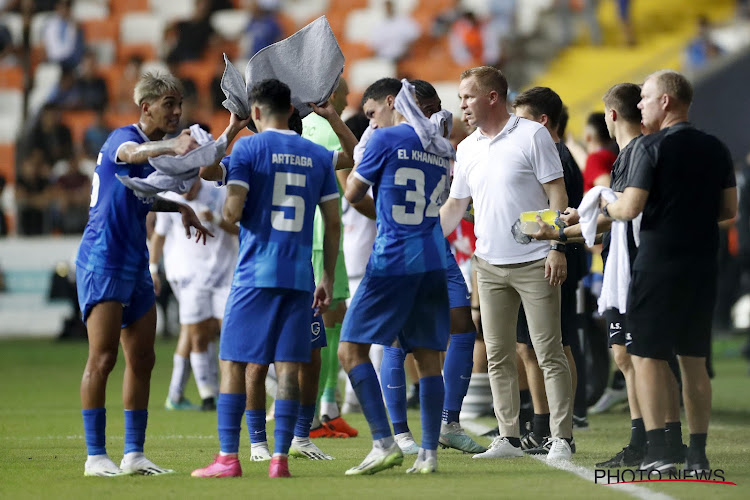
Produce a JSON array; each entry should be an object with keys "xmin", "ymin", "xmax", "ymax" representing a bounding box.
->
[
  {"xmin": 596, "ymin": 445, "xmax": 645, "ymax": 468},
  {"xmin": 520, "ymin": 431, "xmax": 548, "ymax": 451}
]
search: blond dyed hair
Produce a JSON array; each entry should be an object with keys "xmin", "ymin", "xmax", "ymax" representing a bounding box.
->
[{"xmin": 133, "ymin": 72, "xmax": 183, "ymax": 106}]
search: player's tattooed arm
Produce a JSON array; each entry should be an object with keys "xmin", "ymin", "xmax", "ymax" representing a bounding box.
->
[
  {"xmin": 150, "ymin": 197, "xmax": 182, "ymax": 212},
  {"xmin": 118, "ymin": 129, "xmax": 198, "ymax": 164}
]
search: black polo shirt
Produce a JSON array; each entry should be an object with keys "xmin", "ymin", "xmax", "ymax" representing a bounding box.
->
[{"xmin": 626, "ymin": 122, "xmax": 735, "ymax": 272}]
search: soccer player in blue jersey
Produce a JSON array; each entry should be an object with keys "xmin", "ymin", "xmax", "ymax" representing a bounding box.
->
[
  {"xmin": 374, "ymin": 79, "xmax": 486, "ymax": 456},
  {"xmin": 337, "ymin": 78, "xmax": 451, "ymax": 475},
  {"xmin": 191, "ymin": 79, "xmax": 341, "ymax": 479},
  {"xmin": 76, "ymin": 72, "xmax": 249, "ymax": 477}
]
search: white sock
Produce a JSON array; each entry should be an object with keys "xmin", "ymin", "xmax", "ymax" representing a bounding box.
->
[
  {"xmin": 311, "ymin": 414, "xmax": 321, "ymax": 429},
  {"xmin": 320, "ymin": 401, "xmax": 339, "ymax": 419},
  {"xmin": 374, "ymin": 436, "xmax": 395, "ymax": 449},
  {"xmin": 190, "ymin": 351, "xmax": 216, "ymax": 400},
  {"xmin": 168, "ymin": 354, "xmax": 190, "ymax": 403}
]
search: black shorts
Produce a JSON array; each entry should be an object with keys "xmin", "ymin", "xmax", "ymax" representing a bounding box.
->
[
  {"xmin": 604, "ymin": 309, "xmax": 629, "ymax": 347},
  {"xmin": 517, "ymin": 280, "xmax": 577, "ymax": 348},
  {"xmin": 626, "ymin": 269, "xmax": 716, "ymax": 360}
]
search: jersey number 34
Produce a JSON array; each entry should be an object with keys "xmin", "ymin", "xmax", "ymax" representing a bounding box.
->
[{"xmin": 392, "ymin": 167, "xmax": 445, "ymax": 226}]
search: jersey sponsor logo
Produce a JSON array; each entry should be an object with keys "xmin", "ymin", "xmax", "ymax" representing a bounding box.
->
[{"xmin": 610, "ymin": 322, "xmax": 621, "ymax": 330}]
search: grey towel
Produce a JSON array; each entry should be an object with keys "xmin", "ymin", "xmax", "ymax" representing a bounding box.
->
[
  {"xmin": 220, "ymin": 16, "xmax": 344, "ymax": 120},
  {"xmin": 117, "ymin": 124, "xmax": 227, "ymax": 201},
  {"xmin": 394, "ymin": 79, "xmax": 455, "ymax": 160}
]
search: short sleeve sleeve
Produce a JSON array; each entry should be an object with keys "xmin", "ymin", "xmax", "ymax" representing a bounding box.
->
[
  {"xmin": 530, "ymin": 127, "xmax": 564, "ymax": 184},
  {"xmin": 319, "ymin": 150, "xmax": 339, "ymax": 203},
  {"xmin": 449, "ymin": 147, "xmax": 471, "ymax": 199},
  {"xmin": 717, "ymin": 140, "xmax": 737, "ymax": 189},
  {"xmin": 626, "ymin": 137, "xmax": 656, "ymax": 191},
  {"xmin": 108, "ymin": 127, "xmax": 140, "ymax": 165},
  {"xmin": 227, "ymin": 140, "xmax": 252, "ymax": 190},
  {"xmin": 353, "ymin": 129, "xmax": 388, "ymax": 187}
]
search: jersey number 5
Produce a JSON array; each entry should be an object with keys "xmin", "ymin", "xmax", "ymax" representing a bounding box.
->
[
  {"xmin": 392, "ymin": 167, "xmax": 445, "ymax": 225},
  {"xmin": 271, "ymin": 171, "xmax": 305, "ymax": 232}
]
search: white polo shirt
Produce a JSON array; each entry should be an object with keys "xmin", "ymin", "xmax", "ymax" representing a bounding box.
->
[{"xmin": 450, "ymin": 115, "xmax": 564, "ymax": 265}]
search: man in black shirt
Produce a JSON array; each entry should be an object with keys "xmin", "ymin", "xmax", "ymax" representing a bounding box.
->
[
  {"xmin": 512, "ymin": 87, "xmax": 588, "ymax": 451},
  {"xmin": 600, "ymin": 70, "xmax": 737, "ymax": 474}
]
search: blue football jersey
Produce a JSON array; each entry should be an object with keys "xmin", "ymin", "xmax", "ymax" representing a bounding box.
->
[
  {"xmin": 354, "ymin": 123, "xmax": 448, "ymax": 276},
  {"xmin": 227, "ymin": 129, "xmax": 339, "ymax": 291},
  {"xmin": 76, "ymin": 125, "xmax": 154, "ymax": 279}
]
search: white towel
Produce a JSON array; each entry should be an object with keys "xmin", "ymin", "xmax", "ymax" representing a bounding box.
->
[
  {"xmin": 393, "ymin": 79, "xmax": 455, "ymax": 160},
  {"xmin": 353, "ymin": 125, "xmax": 375, "ymax": 165},
  {"xmin": 220, "ymin": 16, "xmax": 344, "ymax": 120},
  {"xmin": 578, "ymin": 186, "xmax": 641, "ymax": 314},
  {"xmin": 117, "ymin": 124, "xmax": 227, "ymax": 201}
]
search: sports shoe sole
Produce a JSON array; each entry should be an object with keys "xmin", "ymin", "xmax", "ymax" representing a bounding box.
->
[{"xmin": 345, "ymin": 452, "xmax": 404, "ymax": 476}]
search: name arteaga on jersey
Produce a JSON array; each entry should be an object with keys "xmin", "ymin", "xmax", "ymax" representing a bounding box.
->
[
  {"xmin": 397, "ymin": 149, "xmax": 449, "ymax": 168},
  {"xmin": 272, "ymin": 153, "xmax": 313, "ymax": 167}
]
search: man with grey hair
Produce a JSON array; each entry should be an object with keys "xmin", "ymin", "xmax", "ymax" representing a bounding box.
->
[
  {"xmin": 598, "ymin": 70, "xmax": 737, "ymax": 474},
  {"xmin": 76, "ymin": 71, "xmax": 249, "ymax": 477}
]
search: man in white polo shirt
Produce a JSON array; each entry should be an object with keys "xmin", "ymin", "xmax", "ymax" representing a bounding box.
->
[{"xmin": 440, "ymin": 66, "xmax": 573, "ymax": 461}]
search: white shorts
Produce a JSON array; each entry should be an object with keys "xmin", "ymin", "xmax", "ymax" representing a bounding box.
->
[{"xmin": 171, "ymin": 283, "xmax": 230, "ymax": 325}]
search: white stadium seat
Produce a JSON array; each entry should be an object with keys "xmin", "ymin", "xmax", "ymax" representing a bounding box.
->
[
  {"xmin": 348, "ymin": 57, "xmax": 395, "ymax": 92},
  {"xmin": 0, "ymin": 89, "xmax": 23, "ymax": 142},
  {"xmin": 1, "ymin": 13, "xmax": 23, "ymax": 47},
  {"xmin": 344, "ymin": 8, "xmax": 384, "ymax": 44},
  {"xmin": 120, "ymin": 13, "xmax": 166, "ymax": 46},
  {"xmin": 72, "ymin": 0, "xmax": 109, "ymax": 21},
  {"xmin": 432, "ymin": 81, "xmax": 461, "ymax": 117},
  {"xmin": 368, "ymin": 0, "xmax": 418, "ymax": 15},
  {"xmin": 29, "ymin": 11, "xmax": 54, "ymax": 47},
  {"xmin": 280, "ymin": 0, "xmax": 329, "ymax": 27},
  {"xmin": 149, "ymin": 0, "xmax": 196, "ymax": 23},
  {"xmin": 210, "ymin": 9, "xmax": 250, "ymax": 40}
]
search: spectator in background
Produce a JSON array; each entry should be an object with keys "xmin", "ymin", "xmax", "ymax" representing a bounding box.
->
[
  {"xmin": 368, "ymin": 0, "xmax": 420, "ymax": 62},
  {"xmin": 83, "ymin": 106, "xmax": 110, "ymax": 159},
  {"xmin": 556, "ymin": 0, "xmax": 602, "ymax": 46},
  {"xmin": 42, "ymin": 0, "xmax": 84, "ymax": 70},
  {"xmin": 241, "ymin": 0, "xmax": 282, "ymax": 59},
  {"xmin": 0, "ymin": 17, "xmax": 17, "ymax": 66},
  {"xmin": 568, "ymin": 112, "xmax": 617, "ymax": 192},
  {"xmin": 210, "ymin": 57, "xmax": 226, "ymax": 112},
  {"xmin": 27, "ymin": 103, "xmax": 73, "ymax": 166},
  {"xmin": 15, "ymin": 151, "xmax": 53, "ymax": 235},
  {"xmin": 558, "ymin": 104, "xmax": 570, "ymax": 140},
  {"xmin": 615, "ymin": 0, "xmax": 636, "ymax": 46},
  {"xmin": 47, "ymin": 67, "xmax": 80, "ymax": 109},
  {"xmin": 449, "ymin": 11, "xmax": 484, "ymax": 66},
  {"xmin": 165, "ymin": 0, "xmax": 216, "ymax": 64},
  {"xmin": 0, "ymin": 175, "xmax": 7, "ymax": 236},
  {"xmin": 52, "ymin": 156, "xmax": 90, "ymax": 234},
  {"xmin": 684, "ymin": 16, "xmax": 723, "ymax": 73},
  {"xmin": 115, "ymin": 55, "xmax": 144, "ymax": 112},
  {"xmin": 484, "ymin": 0, "xmax": 516, "ymax": 66},
  {"xmin": 73, "ymin": 50, "xmax": 108, "ymax": 111}
]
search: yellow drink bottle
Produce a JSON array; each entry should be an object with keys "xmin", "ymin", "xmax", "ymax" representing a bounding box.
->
[{"xmin": 519, "ymin": 209, "xmax": 560, "ymax": 234}]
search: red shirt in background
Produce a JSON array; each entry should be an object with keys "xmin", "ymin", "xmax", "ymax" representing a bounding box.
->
[{"xmin": 583, "ymin": 149, "xmax": 617, "ymax": 192}]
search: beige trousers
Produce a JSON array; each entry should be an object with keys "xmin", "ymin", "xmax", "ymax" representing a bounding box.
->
[{"xmin": 475, "ymin": 256, "xmax": 572, "ymax": 439}]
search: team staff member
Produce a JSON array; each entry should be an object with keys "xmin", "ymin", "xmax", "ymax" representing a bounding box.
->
[
  {"xmin": 599, "ymin": 70, "xmax": 737, "ymax": 474},
  {"xmin": 440, "ymin": 66, "xmax": 573, "ymax": 461}
]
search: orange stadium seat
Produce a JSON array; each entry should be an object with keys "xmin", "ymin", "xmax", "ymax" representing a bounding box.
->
[
  {"xmin": 61, "ymin": 110, "xmax": 96, "ymax": 147},
  {"xmin": 111, "ymin": 0, "xmax": 149, "ymax": 16},
  {"xmin": 0, "ymin": 143, "xmax": 15, "ymax": 184},
  {"xmin": 117, "ymin": 44, "xmax": 158, "ymax": 65},
  {"xmin": 105, "ymin": 110, "xmax": 140, "ymax": 130},
  {"xmin": 0, "ymin": 67, "xmax": 24, "ymax": 89}
]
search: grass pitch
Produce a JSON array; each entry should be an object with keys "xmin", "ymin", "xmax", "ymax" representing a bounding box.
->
[{"xmin": 0, "ymin": 337, "xmax": 748, "ymax": 499}]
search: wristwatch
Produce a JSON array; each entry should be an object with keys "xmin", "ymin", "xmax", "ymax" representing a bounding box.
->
[
  {"xmin": 602, "ymin": 203, "xmax": 611, "ymax": 218},
  {"xmin": 550, "ymin": 243, "xmax": 567, "ymax": 253}
]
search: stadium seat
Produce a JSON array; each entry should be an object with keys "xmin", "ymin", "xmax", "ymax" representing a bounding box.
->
[
  {"xmin": 72, "ymin": 0, "xmax": 109, "ymax": 21},
  {"xmin": 149, "ymin": 0, "xmax": 196, "ymax": 23},
  {"xmin": 0, "ymin": 143, "xmax": 15, "ymax": 184},
  {"xmin": 210, "ymin": 9, "xmax": 250, "ymax": 40},
  {"xmin": 432, "ymin": 81, "xmax": 461, "ymax": 116},
  {"xmin": 140, "ymin": 60, "xmax": 170, "ymax": 76},
  {"xmin": 0, "ymin": 67, "xmax": 24, "ymax": 90},
  {"xmin": 111, "ymin": 0, "xmax": 149, "ymax": 16},
  {"xmin": 30, "ymin": 62, "xmax": 61, "ymax": 110},
  {"xmin": 369, "ymin": 0, "xmax": 419, "ymax": 15},
  {"xmin": 1, "ymin": 12, "xmax": 23, "ymax": 47},
  {"xmin": 0, "ymin": 89, "xmax": 23, "ymax": 143},
  {"xmin": 344, "ymin": 8, "xmax": 384, "ymax": 44},
  {"xmin": 282, "ymin": 0, "xmax": 329, "ymax": 27},
  {"xmin": 338, "ymin": 41, "xmax": 374, "ymax": 62},
  {"xmin": 81, "ymin": 18, "xmax": 119, "ymax": 65},
  {"xmin": 61, "ymin": 110, "xmax": 97, "ymax": 147},
  {"xmin": 460, "ymin": 0, "xmax": 491, "ymax": 17},
  {"xmin": 177, "ymin": 59, "xmax": 215, "ymax": 101},
  {"xmin": 347, "ymin": 57, "xmax": 396, "ymax": 92},
  {"xmin": 120, "ymin": 12, "xmax": 166, "ymax": 47}
]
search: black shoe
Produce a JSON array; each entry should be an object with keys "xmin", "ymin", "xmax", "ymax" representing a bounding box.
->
[
  {"xmin": 481, "ymin": 426, "xmax": 500, "ymax": 438},
  {"xmin": 201, "ymin": 397, "xmax": 216, "ymax": 411},
  {"xmin": 570, "ymin": 436, "xmax": 576, "ymax": 454},
  {"xmin": 406, "ymin": 384, "xmax": 420, "ymax": 409},
  {"xmin": 519, "ymin": 407, "xmax": 533, "ymax": 434},
  {"xmin": 640, "ymin": 458, "xmax": 677, "ymax": 476},
  {"xmin": 572, "ymin": 415, "xmax": 589, "ymax": 430},
  {"xmin": 525, "ymin": 437, "xmax": 552, "ymax": 455},
  {"xmin": 596, "ymin": 445, "xmax": 645, "ymax": 468},
  {"xmin": 684, "ymin": 448, "xmax": 710, "ymax": 476},
  {"xmin": 668, "ymin": 443, "xmax": 687, "ymax": 464},
  {"xmin": 521, "ymin": 431, "xmax": 548, "ymax": 451}
]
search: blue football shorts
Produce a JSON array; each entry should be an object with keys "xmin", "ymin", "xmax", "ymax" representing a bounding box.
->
[
  {"xmin": 76, "ymin": 267, "xmax": 155, "ymax": 329},
  {"xmin": 446, "ymin": 248, "xmax": 471, "ymax": 309},
  {"xmin": 341, "ymin": 269, "xmax": 450, "ymax": 352}
]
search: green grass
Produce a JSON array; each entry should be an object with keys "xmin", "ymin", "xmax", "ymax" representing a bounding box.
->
[{"xmin": 0, "ymin": 337, "xmax": 748, "ymax": 499}]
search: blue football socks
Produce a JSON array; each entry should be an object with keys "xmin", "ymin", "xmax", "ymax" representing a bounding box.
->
[
  {"xmin": 420, "ymin": 375, "xmax": 445, "ymax": 451},
  {"xmin": 123, "ymin": 409, "xmax": 147, "ymax": 454},
  {"xmin": 349, "ymin": 362, "xmax": 392, "ymax": 440},
  {"xmin": 217, "ymin": 393, "xmax": 245, "ymax": 454},
  {"xmin": 443, "ymin": 331, "xmax": 476, "ymax": 424},
  {"xmin": 82, "ymin": 408, "xmax": 106, "ymax": 456},
  {"xmin": 273, "ymin": 399, "xmax": 300, "ymax": 455}
]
